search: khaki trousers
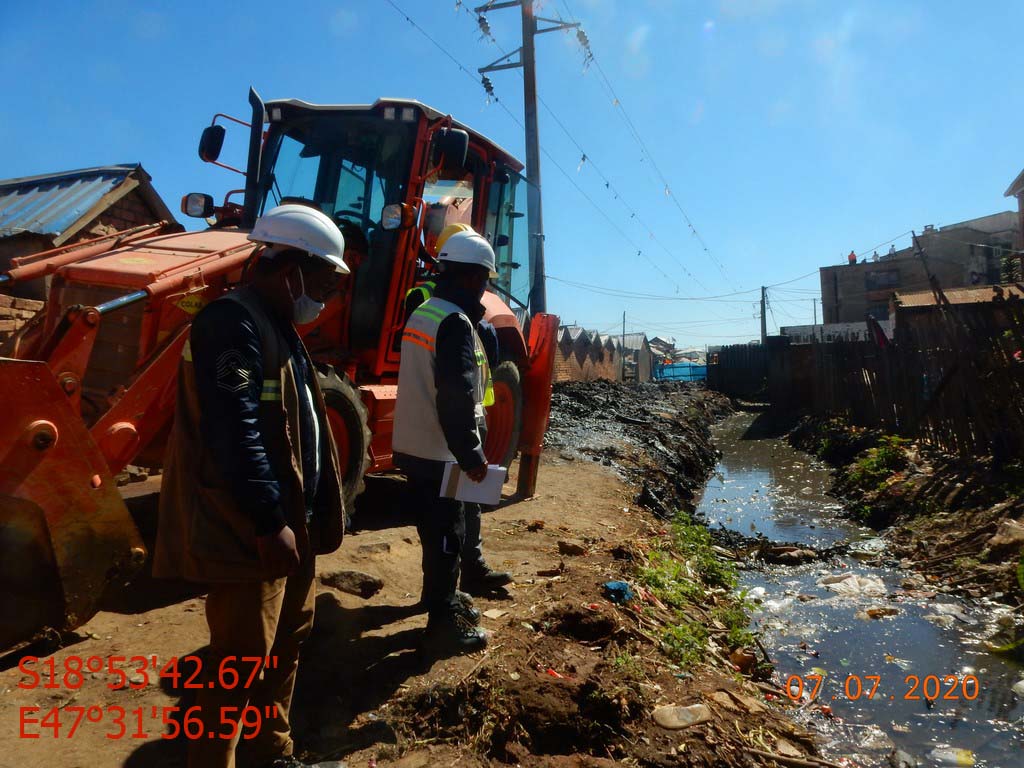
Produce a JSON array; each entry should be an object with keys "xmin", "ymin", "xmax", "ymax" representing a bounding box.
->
[{"xmin": 188, "ymin": 557, "xmax": 316, "ymax": 768}]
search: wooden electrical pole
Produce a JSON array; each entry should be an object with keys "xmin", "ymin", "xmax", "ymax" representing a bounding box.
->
[
  {"xmin": 477, "ymin": 1, "xmax": 579, "ymax": 315},
  {"xmin": 760, "ymin": 286, "xmax": 768, "ymax": 345}
]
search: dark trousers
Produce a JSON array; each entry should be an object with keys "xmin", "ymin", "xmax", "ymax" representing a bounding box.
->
[
  {"xmin": 462, "ymin": 503, "xmax": 486, "ymax": 576},
  {"xmin": 399, "ymin": 455, "xmax": 465, "ymax": 620}
]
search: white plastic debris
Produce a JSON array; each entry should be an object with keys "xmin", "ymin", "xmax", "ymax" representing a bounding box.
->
[{"xmin": 817, "ymin": 573, "xmax": 886, "ymax": 597}]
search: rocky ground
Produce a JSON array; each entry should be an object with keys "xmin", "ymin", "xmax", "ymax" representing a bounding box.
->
[
  {"xmin": 789, "ymin": 416, "xmax": 1024, "ymax": 605},
  {"xmin": 0, "ymin": 382, "xmax": 833, "ymax": 768}
]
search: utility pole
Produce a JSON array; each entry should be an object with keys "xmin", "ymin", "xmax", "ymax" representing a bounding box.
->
[
  {"xmin": 621, "ymin": 310, "xmax": 626, "ymax": 382},
  {"xmin": 477, "ymin": 1, "xmax": 578, "ymax": 315},
  {"xmin": 760, "ymin": 286, "xmax": 768, "ymax": 345},
  {"xmin": 812, "ymin": 298, "xmax": 817, "ymax": 325}
]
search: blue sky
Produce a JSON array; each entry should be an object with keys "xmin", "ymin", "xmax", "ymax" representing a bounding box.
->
[{"xmin": 2, "ymin": 0, "xmax": 1022, "ymax": 346}]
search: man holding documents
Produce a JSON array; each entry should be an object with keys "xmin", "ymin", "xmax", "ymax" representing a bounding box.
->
[{"xmin": 393, "ymin": 230, "xmax": 500, "ymax": 654}]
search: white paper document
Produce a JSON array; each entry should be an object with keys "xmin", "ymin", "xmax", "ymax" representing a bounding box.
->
[{"xmin": 439, "ymin": 463, "xmax": 506, "ymax": 505}]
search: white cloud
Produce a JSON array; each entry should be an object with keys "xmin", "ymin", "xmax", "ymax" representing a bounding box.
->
[
  {"xmin": 812, "ymin": 8, "xmax": 861, "ymax": 111},
  {"xmin": 623, "ymin": 23, "xmax": 652, "ymax": 78},
  {"xmin": 330, "ymin": 8, "xmax": 358, "ymax": 38}
]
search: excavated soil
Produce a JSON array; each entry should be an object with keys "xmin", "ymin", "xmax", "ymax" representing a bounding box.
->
[{"xmin": 0, "ymin": 382, "xmax": 820, "ymax": 768}]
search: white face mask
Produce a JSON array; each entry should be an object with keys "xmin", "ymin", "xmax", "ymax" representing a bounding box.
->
[{"xmin": 287, "ymin": 268, "xmax": 325, "ymax": 325}]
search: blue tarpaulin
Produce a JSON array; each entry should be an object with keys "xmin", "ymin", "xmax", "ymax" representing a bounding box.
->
[{"xmin": 654, "ymin": 362, "xmax": 707, "ymax": 382}]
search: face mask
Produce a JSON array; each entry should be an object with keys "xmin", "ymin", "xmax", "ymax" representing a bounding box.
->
[{"xmin": 287, "ymin": 268, "xmax": 325, "ymax": 325}]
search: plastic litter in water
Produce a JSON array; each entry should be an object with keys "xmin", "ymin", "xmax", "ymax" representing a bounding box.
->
[
  {"xmin": 817, "ymin": 573, "xmax": 886, "ymax": 597},
  {"xmin": 926, "ymin": 747, "xmax": 975, "ymax": 766}
]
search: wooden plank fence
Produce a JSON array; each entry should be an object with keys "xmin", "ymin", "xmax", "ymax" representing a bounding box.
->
[{"xmin": 709, "ymin": 293, "xmax": 1024, "ymax": 458}]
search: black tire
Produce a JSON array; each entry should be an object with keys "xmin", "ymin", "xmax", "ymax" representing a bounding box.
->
[
  {"xmin": 318, "ymin": 368, "xmax": 372, "ymax": 514},
  {"xmin": 484, "ymin": 360, "xmax": 524, "ymax": 469}
]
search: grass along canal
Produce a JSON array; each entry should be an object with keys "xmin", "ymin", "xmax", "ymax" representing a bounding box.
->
[{"xmin": 699, "ymin": 411, "xmax": 1024, "ymax": 767}]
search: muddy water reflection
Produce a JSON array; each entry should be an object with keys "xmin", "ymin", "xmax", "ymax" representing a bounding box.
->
[{"xmin": 699, "ymin": 413, "xmax": 1024, "ymax": 768}]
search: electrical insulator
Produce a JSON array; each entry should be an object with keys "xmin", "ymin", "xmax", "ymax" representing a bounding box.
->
[
  {"xmin": 481, "ymin": 75, "xmax": 495, "ymax": 98},
  {"xmin": 477, "ymin": 14, "xmax": 492, "ymax": 39}
]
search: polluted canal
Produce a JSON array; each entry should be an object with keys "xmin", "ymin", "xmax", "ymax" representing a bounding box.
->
[{"xmin": 699, "ymin": 411, "xmax": 1024, "ymax": 767}]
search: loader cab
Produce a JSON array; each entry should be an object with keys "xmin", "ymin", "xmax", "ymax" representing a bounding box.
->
[{"xmin": 252, "ymin": 98, "xmax": 528, "ymax": 378}]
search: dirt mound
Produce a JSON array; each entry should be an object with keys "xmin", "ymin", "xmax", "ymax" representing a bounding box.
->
[
  {"xmin": 396, "ymin": 663, "xmax": 644, "ymax": 762},
  {"xmin": 541, "ymin": 603, "xmax": 618, "ymax": 642}
]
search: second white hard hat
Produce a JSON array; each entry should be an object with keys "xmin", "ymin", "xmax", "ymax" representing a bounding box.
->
[
  {"xmin": 437, "ymin": 230, "xmax": 497, "ymax": 278},
  {"xmin": 248, "ymin": 203, "xmax": 350, "ymax": 274}
]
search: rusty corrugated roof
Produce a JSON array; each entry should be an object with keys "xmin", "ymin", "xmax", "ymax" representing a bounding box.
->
[{"xmin": 895, "ymin": 284, "xmax": 1024, "ymax": 307}]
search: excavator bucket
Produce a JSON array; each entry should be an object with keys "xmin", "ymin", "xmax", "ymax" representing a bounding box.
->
[{"xmin": 0, "ymin": 358, "xmax": 146, "ymax": 651}]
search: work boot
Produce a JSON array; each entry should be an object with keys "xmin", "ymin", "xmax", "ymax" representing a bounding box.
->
[
  {"xmin": 460, "ymin": 564, "xmax": 513, "ymax": 595},
  {"xmin": 416, "ymin": 592, "xmax": 479, "ymax": 623},
  {"xmin": 455, "ymin": 590, "xmax": 481, "ymax": 624},
  {"xmin": 423, "ymin": 612, "xmax": 488, "ymax": 655}
]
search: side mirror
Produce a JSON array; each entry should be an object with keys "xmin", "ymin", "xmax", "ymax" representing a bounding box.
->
[
  {"xmin": 432, "ymin": 128, "xmax": 469, "ymax": 171},
  {"xmin": 181, "ymin": 193, "xmax": 215, "ymax": 218},
  {"xmin": 380, "ymin": 203, "xmax": 416, "ymax": 231},
  {"xmin": 199, "ymin": 125, "xmax": 226, "ymax": 163}
]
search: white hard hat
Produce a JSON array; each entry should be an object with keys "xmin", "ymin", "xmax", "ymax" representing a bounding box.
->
[
  {"xmin": 437, "ymin": 230, "xmax": 497, "ymax": 278},
  {"xmin": 248, "ymin": 203, "xmax": 350, "ymax": 274}
]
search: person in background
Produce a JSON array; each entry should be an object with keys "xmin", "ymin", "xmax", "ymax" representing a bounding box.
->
[
  {"xmin": 393, "ymin": 230, "xmax": 508, "ymax": 654},
  {"xmin": 154, "ymin": 203, "xmax": 349, "ymax": 768},
  {"xmin": 403, "ymin": 224, "xmax": 513, "ymax": 598}
]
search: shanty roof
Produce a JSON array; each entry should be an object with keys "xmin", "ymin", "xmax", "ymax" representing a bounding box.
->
[
  {"xmin": 1006, "ymin": 167, "xmax": 1024, "ymax": 198},
  {"xmin": 621, "ymin": 333, "xmax": 650, "ymax": 350},
  {"xmin": 0, "ymin": 164, "xmax": 174, "ymax": 246},
  {"xmin": 894, "ymin": 284, "xmax": 1024, "ymax": 308}
]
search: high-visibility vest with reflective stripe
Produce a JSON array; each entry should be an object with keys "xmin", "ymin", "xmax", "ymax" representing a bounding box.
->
[
  {"xmin": 393, "ymin": 297, "xmax": 491, "ymax": 462},
  {"xmin": 403, "ymin": 281, "xmax": 494, "ymax": 406},
  {"xmin": 404, "ymin": 280, "xmax": 436, "ymax": 308}
]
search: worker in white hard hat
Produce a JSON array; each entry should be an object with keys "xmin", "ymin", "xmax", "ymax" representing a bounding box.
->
[
  {"xmin": 392, "ymin": 229, "xmax": 503, "ymax": 654},
  {"xmin": 155, "ymin": 203, "xmax": 349, "ymax": 768},
  {"xmin": 403, "ymin": 224, "xmax": 512, "ymax": 603}
]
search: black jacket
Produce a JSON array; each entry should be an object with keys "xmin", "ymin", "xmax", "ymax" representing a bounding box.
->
[{"xmin": 189, "ymin": 297, "xmax": 322, "ymax": 535}]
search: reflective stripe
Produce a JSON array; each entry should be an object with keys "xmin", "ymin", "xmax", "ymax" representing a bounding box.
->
[
  {"xmin": 413, "ymin": 304, "xmax": 448, "ymax": 322},
  {"xmin": 404, "ymin": 328, "xmax": 436, "ymax": 347},
  {"xmin": 182, "ymin": 339, "xmax": 192, "ymax": 361},
  {"xmin": 483, "ymin": 378, "xmax": 495, "ymax": 407},
  {"xmin": 404, "ymin": 281, "xmax": 436, "ymax": 305},
  {"xmin": 260, "ymin": 379, "xmax": 282, "ymax": 401},
  {"xmin": 402, "ymin": 334, "xmax": 435, "ymax": 353}
]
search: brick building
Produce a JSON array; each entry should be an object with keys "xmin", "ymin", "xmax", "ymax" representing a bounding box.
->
[
  {"xmin": 0, "ymin": 164, "xmax": 176, "ymax": 347},
  {"xmin": 0, "ymin": 164, "xmax": 176, "ymax": 300},
  {"xmin": 553, "ymin": 326, "xmax": 624, "ymax": 383}
]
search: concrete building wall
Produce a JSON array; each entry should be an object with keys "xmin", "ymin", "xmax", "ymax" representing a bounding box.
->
[{"xmin": 820, "ymin": 214, "xmax": 1018, "ymax": 323}]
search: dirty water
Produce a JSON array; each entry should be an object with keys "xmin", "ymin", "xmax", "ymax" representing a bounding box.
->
[{"xmin": 698, "ymin": 413, "xmax": 1024, "ymax": 768}]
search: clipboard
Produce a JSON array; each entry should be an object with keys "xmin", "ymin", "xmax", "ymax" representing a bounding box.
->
[{"xmin": 440, "ymin": 463, "xmax": 506, "ymax": 505}]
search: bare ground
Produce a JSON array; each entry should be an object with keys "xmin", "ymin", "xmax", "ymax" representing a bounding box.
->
[{"xmin": 1, "ymin": 384, "xmax": 824, "ymax": 768}]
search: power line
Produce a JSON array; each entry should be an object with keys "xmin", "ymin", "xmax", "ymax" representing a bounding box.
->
[
  {"xmin": 463, "ymin": 4, "xmax": 711, "ymax": 293},
  {"xmin": 389, "ymin": 0, "xmax": 702, "ymax": 292},
  {"xmin": 547, "ymin": 268, "xmax": 820, "ymax": 301},
  {"xmin": 557, "ymin": 0, "xmax": 731, "ymax": 283}
]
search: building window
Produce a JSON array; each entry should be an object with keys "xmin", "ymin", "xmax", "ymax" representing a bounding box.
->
[{"xmin": 865, "ymin": 269, "xmax": 900, "ymax": 291}]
